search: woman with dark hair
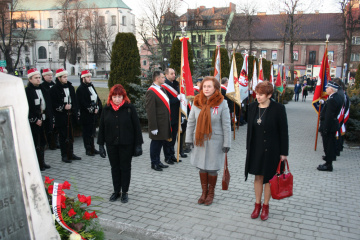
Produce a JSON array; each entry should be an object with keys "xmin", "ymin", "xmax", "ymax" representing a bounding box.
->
[
  {"xmin": 97, "ymin": 84, "xmax": 143, "ymax": 203},
  {"xmin": 185, "ymin": 76, "xmax": 231, "ymax": 206},
  {"xmin": 76, "ymin": 70, "xmax": 102, "ymax": 156},
  {"xmin": 245, "ymin": 81, "xmax": 289, "ymax": 221}
]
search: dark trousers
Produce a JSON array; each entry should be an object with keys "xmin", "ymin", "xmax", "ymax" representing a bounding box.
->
[
  {"xmin": 58, "ymin": 123, "xmax": 74, "ymax": 158},
  {"xmin": 82, "ymin": 123, "xmax": 95, "ymax": 152},
  {"xmin": 322, "ymin": 132, "xmax": 336, "ymax": 164},
  {"xmin": 163, "ymin": 123, "xmax": 178, "ymax": 159},
  {"xmin": 31, "ymin": 124, "xmax": 46, "ymax": 168},
  {"xmin": 150, "ymin": 140, "xmax": 163, "ymax": 165},
  {"xmin": 106, "ymin": 144, "xmax": 133, "ymax": 193},
  {"xmin": 294, "ymin": 93, "xmax": 299, "ymax": 101}
]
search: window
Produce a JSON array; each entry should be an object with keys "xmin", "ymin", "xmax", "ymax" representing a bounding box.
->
[
  {"xmin": 328, "ymin": 51, "xmax": 334, "ymax": 61},
  {"xmin": 352, "ymin": 36, "xmax": 360, "ymax": 45},
  {"xmin": 143, "ymin": 60, "xmax": 147, "ymax": 66},
  {"xmin": 111, "ymin": 15, "xmax": 116, "ymax": 26},
  {"xmin": 351, "ymin": 53, "xmax": 360, "ymax": 61},
  {"xmin": 293, "ymin": 50, "xmax": 299, "ymax": 61},
  {"xmin": 180, "ymin": 21, "xmax": 187, "ymax": 27},
  {"xmin": 191, "ymin": 35, "xmax": 196, "ymax": 43},
  {"xmin": 261, "ymin": 50, "xmax": 267, "ymax": 59},
  {"xmin": 99, "ymin": 16, "xmax": 105, "ymax": 26},
  {"xmin": 272, "ymin": 50, "xmax": 277, "ymax": 60},
  {"xmin": 38, "ymin": 46, "xmax": 47, "ymax": 59},
  {"xmin": 198, "ymin": 35, "xmax": 203, "ymax": 43},
  {"xmin": 48, "ymin": 18, "xmax": 53, "ymax": 28},
  {"xmin": 59, "ymin": 46, "xmax": 66, "ymax": 59},
  {"xmin": 210, "ymin": 35, "xmax": 215, "ymax": 43},
  {"xmin": 309, "ymin": 51, "xmax": 316, "ymax": 64},
  {"xmin": 24, "ymin": 45, "xmax": 29, "ymax": 52},
  {"xmin": 195, "ymin": 21, "xmax": 203, "ymax": 26},
  {"xmin": 13, "ymin": 20, "xmax": 17, "ymax": 29},
  {"xmin": 197, "ymin": 50, "xmax": 201, "ymax": 58},
  {"xmin": 122, "ymin": 16, "xmax": 126, "ymax": 26},
  {"xmin": 30, "ymin": 19, "xmax": 35, "ymax": 28},
  {"xmin": 210, "ymin": 50, "xmax": 214, "ymax": 58},
  {"xmin": 217, "ymin": 35, "xmax": 223, "ymax": 42},
  {"xmin": 214, "ymin": 20, "xmax": 222, "ymax": 26},
  {"xmin": 85, "ymin": 17, "xmax": 91, "ymax": 28}
]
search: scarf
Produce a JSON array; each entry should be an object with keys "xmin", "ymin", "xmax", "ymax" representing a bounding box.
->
[
  {"xmin": 193, "ymin": 90, "xmax": 224, "ymax": 147},
  {"xmin": 110, "ymin": 99, "xmax": 125, "ymax": 111}
]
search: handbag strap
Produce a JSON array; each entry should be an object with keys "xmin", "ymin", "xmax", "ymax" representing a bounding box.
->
[{"xmin": 276, "ymin": 159, "xmax": 290, "ymax": 174}]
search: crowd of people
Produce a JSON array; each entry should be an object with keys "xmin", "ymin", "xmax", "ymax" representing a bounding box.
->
[{"xmin": 9, "ymin": 65, "xmax": 348, "ymax": 221}]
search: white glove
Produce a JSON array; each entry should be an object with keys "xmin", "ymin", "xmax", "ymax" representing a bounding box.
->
[
  {"xmin": 319, "ymin": 99, "xmax": 324, "ymax": 104},
  {"xmin": 177, "ymin": 95, "xmax": 181, "ymax": 100},
  {"xmin": 241, "ymin": 103, "xmax": 244, "ymax": 107},
  {"xmin": 151, "ymin": 129, "xmax": 158, "ymax": 135},
  {"xmin": 249, "ymin": 90, "xmax": 253, "ymax": 94}
]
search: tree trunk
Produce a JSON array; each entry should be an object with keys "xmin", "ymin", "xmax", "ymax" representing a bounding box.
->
[
  {"xmin": 5, "ymin": 49, "xmax": 14, "ymax": 73},
  {"xmin": 289, "ymin": 42, "xmax": 294, "ymax": 83}
]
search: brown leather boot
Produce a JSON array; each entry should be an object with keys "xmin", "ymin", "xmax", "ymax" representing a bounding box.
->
[
  {"xmin": 204, "ymin": 174, "xmax": 217, "ymax": 206},
  {"xmin": 260, "ymin": 204, "xmax": 269, "ymax": 221},
  {"xmin": 251, "ymin": 203, "xmax": 262, "ymax": 219},
  {"xmin": 198, "ymin": 172, "xmax": 208, "ymax": 204}
]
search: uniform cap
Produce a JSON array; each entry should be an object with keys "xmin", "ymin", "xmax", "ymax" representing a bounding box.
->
[
  {"xmin": 42, "ymin": 68, "xmax": 53, "ymax": 76},
  {"xmin": 55, "ymin": 68, "xmax": 68, "ymax": 78},
  {"xmin": 27, "ymin": 68, "xmax": 40, "ymax": 78}
]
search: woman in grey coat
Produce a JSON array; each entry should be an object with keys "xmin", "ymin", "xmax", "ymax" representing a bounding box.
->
[{"xmin": 185, "ymin": 76, "xmax": 231, "ymax": 206}]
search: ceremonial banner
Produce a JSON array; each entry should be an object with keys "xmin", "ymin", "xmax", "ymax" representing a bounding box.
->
[
  {"xmin": 214, "ymin": 45, "xmax": 221, "ymax": 81},
  {"xmin": 251, "ymin": 59, "xmax": 258, "ymax": 92},
  {"xmin": 258, "ymin": 58, "xmax": 264, "ymax": 82},
  {"xmin": 226, "ymin": 53, "xmax": 241, "ymax": 106},
  {"xmin": 312, "ymin": 47, "xmax": 330, "ymax": 114},
  {"xmin": 270, "ymin": 63, "xmax": 274, "ymax": 87},
  {"xmin": 275, "ymin": 65, "xmax": 283, "ymax": 93},
  {"xmin": 179, "ymin": 37, "xmax": 194, "ymax": 118},
  {"xmin": 239, "ymin": 54, "xmax": 249, "ymax": 102}
]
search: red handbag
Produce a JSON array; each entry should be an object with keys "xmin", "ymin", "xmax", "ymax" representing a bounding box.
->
[
  {"xmin": 222, "ymin": 153, "xmax": 230, "ymax": 190},
  {"xmin": 269, "ymin": 159, "xmax": 293, "ymax": 200}
]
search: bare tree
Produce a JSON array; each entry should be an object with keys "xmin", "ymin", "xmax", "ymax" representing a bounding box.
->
[
  {"xmin": 340, "ymin": 0, "xmax": 359, "ymax": 78},
  {"xmin": 55, "ymin": 0, "xmax": 86, "ymax": 66},
  {"xmin": 0, "ymin": 0, "xmax": 33, "ymax": 73}
]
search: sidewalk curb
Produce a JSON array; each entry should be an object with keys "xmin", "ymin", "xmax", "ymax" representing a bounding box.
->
[{"xmin": 99, "ymin": 218, "xmax": 192, "ymax": 240}]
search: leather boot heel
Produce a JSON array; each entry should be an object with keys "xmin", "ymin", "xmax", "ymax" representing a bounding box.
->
[
  {"xmin": 251, "ymin": 203, "xmax": 262, "ymax": 219},
  {"xmin": 260, "ymin": 204, "xmax": 269, "ymax": 221},
  {"xmin": 198, "ymin": 172, "xmax": 208, "ymax": 204}
]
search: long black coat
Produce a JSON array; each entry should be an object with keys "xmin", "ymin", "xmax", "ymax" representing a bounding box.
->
[
  {"xmin": 319, "ymin": 92, "xmax": 343, "ymax": 134},
  {"xmin": 163, "ymin": 79, "xmax": 180, "ymax": 125},
  {"xmin": 245, "ymin": 100, "xmax": 289, "ymax": 183},
  {"xmin": 40, "ymin": 80, "xmax": 55, "ymax": 91},
  {"xmin": 76, "ymin": 82, "xmax": 102, "ymax": 125},
  {"xmin": 50, "ymin": 79, "xmax": 78, "ymax": 128},
  {"xmin": 97, "ymin": 103, "xmax": 143, "ymax": 149}
]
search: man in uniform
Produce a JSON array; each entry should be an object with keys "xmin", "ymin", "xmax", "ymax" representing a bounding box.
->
[
  {"xmin": 25, "ymin": 68, "xmax": 52, "ymax": 171},
  {"xmin": 145, "ymin": 71, "xmax": 171, "ymax": 171},
  {"xmin": 317, "ymin": 81, "xmax": 344, "ymax": 172},
  {"xmin": 76, "ymin": 70, "xmax": 102, "ymax": 156},
  {"xmin": 161, "ymin": 68, "xmax": 182, "ymax": 164},
  {"xmin": 50, "ymin": 68, "xmax": 81, "ymax": 163}
]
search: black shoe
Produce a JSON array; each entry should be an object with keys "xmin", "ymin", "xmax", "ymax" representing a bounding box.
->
[
  {"xmin": 158, "ymin": 162, "xmax": 169, "ymax": 168},
  {"xmin": 71, "ymin": 154, "xmax": 82, "ymax": 160},
  {"xmin": 317, "ymin": 163, "xmax": 333, "ymax": 172},
  {"xmin": 322, "ymin": 155, "xmax": 326, "ymax": 161},
  {"xmin": 121, "ymin": 193, "xmax": 128, "ymax": 203},
  {"xmin": 151, "ymin": 164, "xmax": 163, "ymax": 171},
  {"xmin": 40, "ymin": 166, "xmax": 46, "ymax": 171},
  {"xmin": 62, "ymin": 157, "xmax": 72, "ymax": 163},
  {"xmin": 165, "ymin": 158, "xmax": 174, "ymax": 165},
  {"xmin": 109, "ymin": 192, "xmax": 120, "ymax": 202},
  {"xmin": 184, "ymin": 148, "xmax": 191, "ymax": 153},
  {"xmin": 44, "ymin": 163, "xmax": 51, "ymax": 169},
  {"xmin": 94, "ymin": 149, "xmax": 100, "ymax": 154},
  {"xmin": 171, "ymin": 156, "xmax": 182, "ymax": 162},
  {"xmin": 180, "ymin": 152, "xmax": 187, "ymax": 158},
  {"xmin": 86, "ymin": 150, "xmax": 95, "ymax": 156}
]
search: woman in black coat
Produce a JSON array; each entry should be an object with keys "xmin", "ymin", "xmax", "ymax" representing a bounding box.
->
[
  {"xmin": 245, "ymin": 81, "xmax": 289, "ymax": 221},
  {"xmin": 97, "ymin": 84, "xmax": 143, "ymax": 203}
]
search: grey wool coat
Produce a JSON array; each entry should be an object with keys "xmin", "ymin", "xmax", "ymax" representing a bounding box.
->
[{"xmin": 186, "ymin": 100, "xmax": 231, "ymax": 170}]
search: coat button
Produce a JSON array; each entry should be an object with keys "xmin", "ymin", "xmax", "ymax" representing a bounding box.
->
[
  {"xmin": 264, "ymin": 140, "xmax": 266, "ymax": 142},
  {"xmin": 264, "ymin": 131, "xmax": 266, "ymax": 133},
  {"xmin": 116, "ymin": 126, "xmax": 118, "ymax": 128},
  {"xmin": 265, "ymin": 149, "xmax": 267, "ymax": 151}
]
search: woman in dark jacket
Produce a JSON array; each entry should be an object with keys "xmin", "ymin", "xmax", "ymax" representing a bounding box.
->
[
  {"xmin": 97, "ymin": 84, "xmax": 143, "ymax": 203},
  {"xmin": 245, "ymin": 81, "xmax": 289, "ymax": 221}
]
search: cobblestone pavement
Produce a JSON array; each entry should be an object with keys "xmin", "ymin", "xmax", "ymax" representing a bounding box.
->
[{"xmin": 41, "ymin": 92, "xmax": 360, "ymax": 240}]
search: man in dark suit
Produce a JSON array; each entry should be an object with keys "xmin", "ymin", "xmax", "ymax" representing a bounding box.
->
[
  {"xmin": 294, "ymin": 80, "xmax": 301, "ymax": 102},
  {"xmin": 162, "ymin": 68, "xmax": 183, "ymax": 164},
  {"xmin": 318, "ymin": 81, "xmax": 344, "ymax": 171},
  {"xmin": 145, "ymin": 71, "xmax": 172, "ymax": 171}
]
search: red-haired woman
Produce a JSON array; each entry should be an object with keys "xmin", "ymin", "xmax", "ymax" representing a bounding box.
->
[
  {"xmin": 97, "ymin": 84, "xmax": 143, "ymax": 203},
  {"xmin": 245, "ymin": 81, "xmax": 289, "ymax": 221}
]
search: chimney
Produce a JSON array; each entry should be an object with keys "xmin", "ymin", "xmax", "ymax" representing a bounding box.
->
[
  {"xmin": 200, "ymin": 6, "xmax": 205, "ymax": 10},
  {"xmin": 257, "ymin": 12, "xmax": 266, "ymax": 15},
  {"xmin": 212, "ymin": 7, "xmax": 216, "ymax": 14},
  {"xmin": 280, "ymin": 11, "xmax": 286, "ymax": 15},
  {"xmin": 297, "ymin": 11, "xmax": 303, "ymax": 14},
  {"xmin": 229, "ymin": 3, "xmax": 236, "ymax": 13},
  {"xmin": 315, "ymin": 10, "xmax": 319, "ymax": 14},
  {"xmin": 197, "ymin": 7, "xmax": 200, "ymax": 15}
]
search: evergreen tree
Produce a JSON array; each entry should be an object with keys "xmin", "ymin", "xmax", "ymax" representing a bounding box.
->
[
  {"xmin": 211, "ymin": 48, "xmax": 230, "ymax": 78},
  {"xmin": 169, "ymin": 38, "xmax": 194, "ymax": 75},
  {"xmin": 235, "ymin": 52, "xmax": 244, "ymax": 76},
  {"xmin": 108, "ymin": 33, "xmax": 141, "ymax": 102},
  {"xmin": 355, "ymin": 63, "xmax": 360, "ymax": 89},
  {"xmin": 262, "ymin": 59, "xmax": 271, "ymax": 81}
]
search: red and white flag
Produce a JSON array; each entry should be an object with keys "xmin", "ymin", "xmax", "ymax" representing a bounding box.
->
[
  {"xmin": 270, "ymin": 63, "xmax": 274, "ymax": 87},
  {"xmin": 226, "ymin": 52, "xmax": 241, "ymax": 106},
  {"xmin": 214, "ymin": 45, "xmax": 221, "ymax": 81},
  {"xmin": 251, "ymin": 59, "xmax": 258, "ymax": 92},
  {"xmin": 258, "ymin": 58, "xmax": 264, "ymax": 82},
  {"xmin": 239, "ymin": 54, "xmax": 249, "ymax": 102}
]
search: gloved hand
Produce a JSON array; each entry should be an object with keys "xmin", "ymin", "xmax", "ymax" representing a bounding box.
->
[
  {"xmin": 222, "ymin": 147, "xmax": 230, "ymax": 153},
  {"xmin": 319, "ymin": 99, "xmax": 324, "ymax": 104},
  {"xmin": 185, "ymin": 142, "xmax": 194, "ymax": 149},
  {"xmin": 133, "ymin": 145, "xmax": 142, "ymax": 157},
  {"xmin": 99, "ymin": 145, "xmax": 106, "ymax": 158},
  {"xmin": 151, "ymin": 129, "xmax": 158, "ymax": 135},
  {"xmin": 177, "ymin": 95, "xmax": 181, "ymax": 100}
]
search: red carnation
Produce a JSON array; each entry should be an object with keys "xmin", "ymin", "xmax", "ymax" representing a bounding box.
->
[
  {"xmin": 83, "ymin": 211, "xmax": 91, "ymax": 220},
  {"xmin": 45, "ymin": 176, "xmax": 54, "ymax": 184},
  {"xmin": 62, "ymin": 181, "xmax": 71, "ymax": 190},
  {"xmin": 68, "ymin": 208, "xmax": 76, "ymax": 217},
  {"xmin": 78, "ymin": 194, "xmax": 91, "ymax": 206},
  {"xmin": 61, "ymin": 195, "xmax": 67, "ymax": 208},
  {"xmin": 48, "ymin": 185, "xmax": 54, "ymax": 194},
  {"xmin": 90, "ymin": 211, "xmax": 98, "ymax": 219}
]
